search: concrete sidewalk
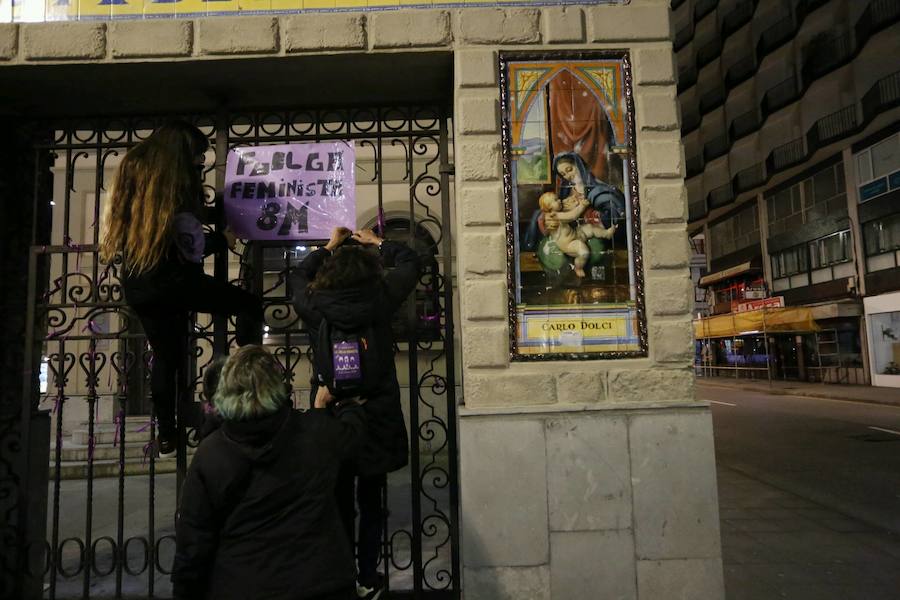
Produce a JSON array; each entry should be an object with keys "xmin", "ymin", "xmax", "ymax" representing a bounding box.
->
[
  {"xmin": 718, "ymin": 465, "xmax": 900, "ymax": 600},
  {"xmin": 698, "ymin": 377, "xmax": 900, "ymax": 407}
]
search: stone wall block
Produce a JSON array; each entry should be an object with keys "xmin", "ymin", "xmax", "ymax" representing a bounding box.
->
[
  {"xmin": 550, "ymin": 530, "xmax": 637, "ymax": 600},
  {"xmin": 462, "ymin": 324, "xmax": 509, "ymax": 368},
  {"xmin": 282, "ymin": 13, "xmax": 366, "ymax": 52},
  {"xmin": 463, "ymin": 279, "xmax": 508, "ymax": 321},
  {"xmin": 0, "ymin": 24, "xmax": 17, "ymax": 60},
  {"xmin": 638, "ymin": 137, "xmax": 684, "ymax": 178},
  {"xmin": 464, "ymin": 566, "xmax": 551, "ymax": 600},
  {"xmin": 543, "ymin": 6, "xmax": 585, "ymax": 43},
  {"xmin": 462, "ymin": 231, "xmax": 507, "ymax": 275},
  {"xmin": 608, "ymin": 368, "xmax": 694, "ymax": 403},
  {"xmin": 458, "ymin": 8, "xmax": 541, "ymax": 45},
  {"xmin": 636, "ymin": 88, "xmax": 679, "ymax": 131},
  {"xmin": 644, "ymin": 227, "xmax": 689, "ymax": 269},
  {"xmin": 461, "ymin": 185, "xmax": 505, "ymax": 226},
  {"xmin": 646, "ymin": 273, "xmax": 693, "ymax": 317},
  {"xmin": 555, "ymin": 371, "xmax": 605, "ymax": 405},
  {"xmin": 464, "ymin": 372, "xmax": 556, "ymax": 407},
  {"xmin": 458, "ymin": 95, "xmax": 500, "ymax": 135},
  {"xmin": 456, "ymin": 48, "xmax": 498, "ymax": 87},
  {"xmin": 369, "ymin": 10, "xmax": 451, "ymax": 48},
  {"xmin": 109, "ymin": 21, "xmax": 192, "ymax": 58},
  {"xmin": 197, "ymin": 17, "xmax": 278, "ymax": 55},
  {"xmin": 643, "ymin": 183, "xmax": 687, "ymax": 224},
  {"xmin": 587, "ymin": 4, "xmax": 669, "ymax": 42},
  {"xmin": 629, "ymin": 411, "xmax": 722, "ymax": 559},
  {"xmin": 457, "ymin": 139, "xmax": 501, "ymax": 182},
  {"xmin": 460, "ymin": 419, "xmax": 549, "ymax": 566},
  {"xmin": 546, "ymin": 415, "xmax": 631, "ymax": 531},
  {"xmin": 22, "ymin": 23, "xmax": 105, "ymax": 60},
  {"xmin": 633, "ymin": 46, "xmax": 676, "ymax": 85},
  {"xmin": 637, "ymin": 558, "xmax": 725, "ymax": 600},
  {"xmin": 650, "ymin": 320, "xmax": 694, "ymax": 364}
]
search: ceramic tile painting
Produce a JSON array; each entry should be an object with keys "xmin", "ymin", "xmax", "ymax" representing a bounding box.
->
[{"xmin": 501, "ymin": 51, "xmax": 647, "ymax": 359}]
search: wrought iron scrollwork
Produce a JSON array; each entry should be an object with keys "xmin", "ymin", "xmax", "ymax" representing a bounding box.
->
[{"xmin": 22, "ymin": 107, "xmax": 458, "ymax": 599}]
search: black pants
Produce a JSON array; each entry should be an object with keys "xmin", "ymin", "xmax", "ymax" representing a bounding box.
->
[
  {"xmin": 336, "ymin": 465, "xmax": 386, "ymax": 583},
  {"xmin": 124, "ymin": 269, "xmax": 263, "ymax": 434}
]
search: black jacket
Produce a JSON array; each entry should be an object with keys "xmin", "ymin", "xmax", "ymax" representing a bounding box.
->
[
  {"xmin": 171, "ymin": 404, "xmax": 365, "ymax": 600},
  {"xmin": 122, "ymin": 229, "xmax": 226, "ymax": 304},
  {"xmin": 291, "ymin": 240, "xmax": 421, "ymax": 475}
]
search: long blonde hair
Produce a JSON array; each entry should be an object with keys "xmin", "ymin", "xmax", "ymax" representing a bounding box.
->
[{"xmin": 100, "ymin": 122, "xmax": 209, "ymax": 275}]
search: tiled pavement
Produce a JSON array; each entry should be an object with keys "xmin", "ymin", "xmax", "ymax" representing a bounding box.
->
[{"xmin": 718, "ymin": 466, "xmax": 900, "ymax": 600}]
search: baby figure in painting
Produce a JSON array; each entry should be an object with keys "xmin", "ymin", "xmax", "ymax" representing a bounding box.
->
[{"xmin": 539, "ymin": 191, "xmax": 616, "ymax": 278}]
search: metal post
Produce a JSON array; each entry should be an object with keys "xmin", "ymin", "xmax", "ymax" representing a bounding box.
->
[
  {"xmin": 438, "ymin": 107, "xmax": 461, "ymax": 595},
  {"xmin": 763, "ymin": 308, "xmax": 772, "ymax": 386}
]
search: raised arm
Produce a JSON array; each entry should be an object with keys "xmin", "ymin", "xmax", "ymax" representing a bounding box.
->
[
  {"xmin": 351, "ymin": 229, "xmax": 421, "ymax": 314},
  {"xmin": 313, "ymin": 386, "xmax": 367, "ymax": 459},
  {"xmin": 290, "ymin": 227, "xmax": 352, "ymax": 319}
]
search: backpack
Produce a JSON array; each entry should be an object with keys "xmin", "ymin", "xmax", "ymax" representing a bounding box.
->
[{"xmin": 314, "ymin": 317, "xmax": 386, "ymax": 399}]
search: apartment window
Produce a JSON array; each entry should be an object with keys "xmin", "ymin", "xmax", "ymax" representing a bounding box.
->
[
  {"xmin": 766, "ymin": 163, "xmax": 849, "ymax": 235},
  {"xmin": 809, "ymin": 230, "xmax": 851, "ymax": 269},
  {"xmin": 766, "ymin": 184, "xmax": 803, "ymax": 237},
  {"xmin": 772, "ymin": 245, "xmax": 808, "ymax": 279},
  {"xmin": 770, "ymin": 229, "xmax": 853, "ymax": 290},
  {"xmin": 803, "ymin": 163, "xmax": 847, "ymax": 222},
  {"xmin": 709, "ymin": 204, "xmax": 760, "ymax": 259},
  {"xmin": 863, "ymin": 214, "xmax": 900, "ymax": 272},
  {"xmin": 856, "ymin": 133, "xmax": 900, "ymax": 202}
]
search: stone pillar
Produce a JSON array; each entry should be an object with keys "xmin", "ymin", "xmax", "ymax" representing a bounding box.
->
[{"xmin": 452, "ymin": 4, "xmax": 725, "ymax": 599}]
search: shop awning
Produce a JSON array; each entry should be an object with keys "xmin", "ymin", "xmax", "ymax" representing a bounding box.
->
[
  {"xmin": 693, "ymin": 307, "xmax": 820, "ymax": 339},
  {"xmin": 698, "ymin": 261, "xmax": 755, "ymax": 287}
]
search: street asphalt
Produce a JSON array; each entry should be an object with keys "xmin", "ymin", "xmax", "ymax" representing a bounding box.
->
[
  {"xmin": 701, "ymin": 382, "xmax": 900, "ymax": 533},
  {"xmin": 702, "ymin": 381, "xmax": 900, "ymax": 600}
]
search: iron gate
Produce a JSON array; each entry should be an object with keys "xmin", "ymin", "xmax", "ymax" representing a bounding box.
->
[{"xmin": 20, "ymin": 108, "xmax": 459, "ymax": 599}]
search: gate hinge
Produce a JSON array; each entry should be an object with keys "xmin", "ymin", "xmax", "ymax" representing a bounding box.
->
[{"xmin": 440, "ymin": 163, "xmax": 455, "ymax": 176}]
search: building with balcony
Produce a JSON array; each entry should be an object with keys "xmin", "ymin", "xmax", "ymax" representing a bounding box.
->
[{"xmin": 674, "ymin": 0, "xmax": 900, "ymax": 387}]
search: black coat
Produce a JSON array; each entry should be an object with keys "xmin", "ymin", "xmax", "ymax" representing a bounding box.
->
[
  {"xmin": 291, "ymin": 240, "xmax": 420, "ymax": 476},
  {"xmin": 171, "ymin": 404, "xmax": 365, "ymax": 600}
]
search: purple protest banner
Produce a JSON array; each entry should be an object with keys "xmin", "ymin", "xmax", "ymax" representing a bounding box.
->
[{"xmin": 224, "ymin": 142, "xmax": 356, "ymax": 240}]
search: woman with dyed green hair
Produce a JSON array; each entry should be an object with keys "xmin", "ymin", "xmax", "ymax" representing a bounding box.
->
[
  {"xmin": 173, "ymin": 345, "xmax": 366, "ymax": 600},
  {"xmin": 213, "ymin": 345, "xmax": 289, "ymax": 420}
]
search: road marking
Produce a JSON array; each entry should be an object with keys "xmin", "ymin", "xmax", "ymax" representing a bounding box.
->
[
  {"xmin": 709, "ymin": 400, "xmax": 737, "ymax": 407},
  {"xmin": 696, "ymin": 383, "xmax": 900, "ymax": 410},
  {"xmin": 868, "ymin": 426, "xmax": 900, "ymax": 436}
]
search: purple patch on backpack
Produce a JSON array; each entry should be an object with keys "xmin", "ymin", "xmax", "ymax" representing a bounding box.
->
[{"xmin": 333, "ymin": 341, "xmax": 361, "ymax": 381}]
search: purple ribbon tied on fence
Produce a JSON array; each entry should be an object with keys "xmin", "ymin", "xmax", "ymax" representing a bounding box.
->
[
  {"xmin": 142, "ymin": 441, "xmax": 155, "ymax": 465},
  {"xmin": 63, "ymin": 236, "xmax": 84, "ymax": 271},
  {"xmin": 87, "ymin": 434, "xmax": 96, "ymax": 463},
  {"xmin": 377, "ymin": 207, "xmax": 386, "ymax": 237},
  {"xmin": 136, "ymin": 418, "xmax": 156, "ymax": 464},
  {"xmin": 42, "ymin": 276, "xmax": 64, "ymax": 302},
  {"xmin": 113, "ymin": 412, "xmax": 124, "ymax": 448},
  {"xmin": 82, "ymin": 320, "xmax": 104, "ymax": 335}
]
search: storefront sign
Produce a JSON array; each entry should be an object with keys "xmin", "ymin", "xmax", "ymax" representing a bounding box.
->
[
  {"xmin": 736, "ymin": 296, "xmax": 784, "ymax": 313},
  {"xmin": 4, "ymin": 0, "xmax": 626, "ymax": 24},
  {"xmin": 744, "ymin": 287, "xmax": 767, "ymax": 299},
  {"xmin": 502, "ymin": 51, "xmax": 646, "ymax": 359},
  {"xmin": 224, "ymin": 142, "xmax": 355, "ymax": 241}
]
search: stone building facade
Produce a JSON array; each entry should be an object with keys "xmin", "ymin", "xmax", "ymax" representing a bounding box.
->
[{"xmin": 0, "ymin": 2, "xmax": 724, "ymax": 598}]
